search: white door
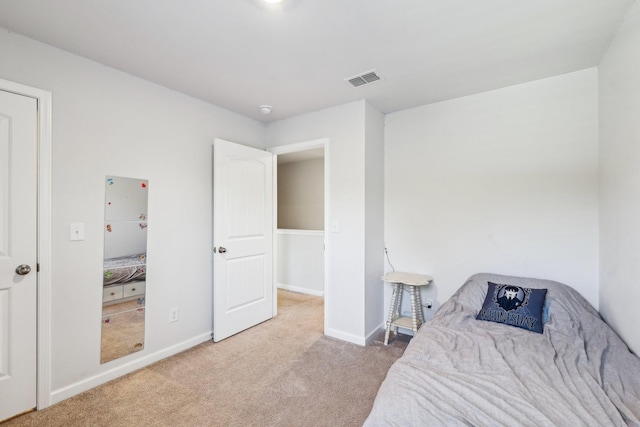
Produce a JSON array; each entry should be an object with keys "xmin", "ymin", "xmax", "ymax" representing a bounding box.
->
[
  {"xmin": 213, "ymin": 139, "xmax": 274, "ymax": 342},
  {"xmin": 0, "ymin": 90, "xmax": 38, "ymax": 421}
]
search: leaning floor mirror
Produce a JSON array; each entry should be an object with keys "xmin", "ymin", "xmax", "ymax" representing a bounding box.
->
[{"xmin": 101, "ymin": 176, "xmax": 148, "ymax": 364}]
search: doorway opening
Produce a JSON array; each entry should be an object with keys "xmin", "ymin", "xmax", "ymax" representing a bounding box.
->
[{"xmin": 270, "ymin": 139, "xmax": 329, "ymax": 334}]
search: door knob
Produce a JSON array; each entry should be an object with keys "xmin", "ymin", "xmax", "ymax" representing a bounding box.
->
[
  {"xmin": 15, "ymin": 264, "xmax": 32, "ymax": 275},
  {"xmin": 218, "ymin": 247, "xmax": 227, "ymax": 254}
]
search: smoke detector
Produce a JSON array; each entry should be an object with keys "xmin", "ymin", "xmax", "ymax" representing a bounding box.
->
[
  {"xmin": 345, "ymin": 70, "xmax": 382, "ymax": 87},
  {"xmin": 259, "ymin": 105, "xmax": 273, "ymax": 115}
]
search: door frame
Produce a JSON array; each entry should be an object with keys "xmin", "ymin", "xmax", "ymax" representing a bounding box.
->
[
  {"xmin": 268, "ymin": 138, "xmax": 329, "ymax": 333},
  {"xmin": 0, "ymin": 78, "xmax": 53, "ymax": 410}
]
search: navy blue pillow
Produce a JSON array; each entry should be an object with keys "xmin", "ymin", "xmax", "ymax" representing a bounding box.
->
[{"xmin": 476, "ymin": 282, "xmax": 547, "ymax": 334}]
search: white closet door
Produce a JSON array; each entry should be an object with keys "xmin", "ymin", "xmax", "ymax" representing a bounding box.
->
[{"xmin": 0, "ymin": 90, "xmax": 38, "ymax": 421}]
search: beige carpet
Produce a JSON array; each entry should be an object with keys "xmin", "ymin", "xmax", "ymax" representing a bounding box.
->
[{"xmin": 4, "ymin": 291, "xmax": 407, "ymax": 427}]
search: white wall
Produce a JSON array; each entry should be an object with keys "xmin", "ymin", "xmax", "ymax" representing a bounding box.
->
[
  {"xmin": 277, "ymin": 230, "xmax": 324, "ymax": 296},
  {"xmin": 599, "ymin": 2, "xmax": 640, "ymax": 355},
  {"xmin": 385, "ymin": 69, "xmax": 600, "ymax": 317},
  {"xmin": 0, "ymin": 28, "xmax": 265, "ymax": 399},
  {"xmin": 364, "ymin": 102, "xmax": 386, "ymax": 335},
  {"xmin": 266, "ymin": 102, "xmax": 370, "ymax": 343}
]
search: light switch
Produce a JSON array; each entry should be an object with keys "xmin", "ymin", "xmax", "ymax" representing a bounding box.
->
[
  {"xmin": 70, "ymin": 223, "xmax": 85, "ymax": 241},
  {"xmin": 331, "ymin": 220, "xmax": 340, "ymax": 233}
]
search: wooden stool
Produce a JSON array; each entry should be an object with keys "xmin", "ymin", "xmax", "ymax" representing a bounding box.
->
[{"xmin": 382, "ymin": 272, "xmax": 433, "ymax": 345}]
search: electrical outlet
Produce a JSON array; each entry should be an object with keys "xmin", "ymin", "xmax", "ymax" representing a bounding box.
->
[
  {"xmin": 426, "ymin": 299, "xmax": 433, "ymax": 309},
  {"xmin": 169, "ymin": 307, "xmax": 179, "ymax": 323}
]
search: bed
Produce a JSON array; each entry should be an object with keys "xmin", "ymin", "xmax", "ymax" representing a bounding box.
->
[
  {"xmin": 103, "ymin": 253, "xmax": 146, "ymax": 286},
  {"xmin": 365, "ymin": 273, "xmax": 640, "ymax": 426}
]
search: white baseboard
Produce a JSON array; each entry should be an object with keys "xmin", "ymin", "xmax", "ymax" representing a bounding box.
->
[
  {"xmin": 278, "ymin": 283, "xmax": 324, "ymax": 297},
  {"xmin": 50, "ymin": 332, "xmax": 212, "ymax": 405},
  {"xmin": 365, "ymin": 323, "xmax": 386, "ymax": 345},
  {"xmin": 325, "ymin": 327, "xmax": 367, "ymax": 346},
  {"xmin": 325, "ymin": 323, "xmax": 385, "ymax": 347}
]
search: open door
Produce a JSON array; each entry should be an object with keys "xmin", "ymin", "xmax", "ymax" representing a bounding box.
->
[
  {"xmin": 0, "ymin": 90, "xmax": 38, "ymax": 421},
  {"xmin": 213, "ymin": 139, "xmax": 274, "ymax": 342}
]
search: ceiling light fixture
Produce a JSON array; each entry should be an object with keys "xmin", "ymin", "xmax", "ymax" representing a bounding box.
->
[
  {"xmin": 263, "ymin": 0, "xmax": 283, "ymax": 3},
  {"xmin": 259, "ymin": 105, "xmax": 273, "ymax": 115}
]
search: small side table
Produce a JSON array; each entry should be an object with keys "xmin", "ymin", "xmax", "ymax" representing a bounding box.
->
[{"xmin": 382, "ymin": 272, "xmax": 433, "ymax": 345}]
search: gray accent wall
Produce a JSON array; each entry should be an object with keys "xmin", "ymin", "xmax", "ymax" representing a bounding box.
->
[{"xmin": 277, "ymin": 158, "xmax": 324, "ymax": 230}]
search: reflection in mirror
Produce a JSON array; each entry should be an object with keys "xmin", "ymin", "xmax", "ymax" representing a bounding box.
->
[{"xmin": 101, "ymin": 176, "xmax": 148, "ymax": 364}]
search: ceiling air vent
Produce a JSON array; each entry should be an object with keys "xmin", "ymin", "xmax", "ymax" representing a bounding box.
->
[{"xmin": 346, "ymin": 70, "xmax": 382, "ymax": 87}]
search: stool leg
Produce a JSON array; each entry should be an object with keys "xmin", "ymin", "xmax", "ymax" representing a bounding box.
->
[
  {"xmin": 409, "ymin": 285, "xmax": 420, "ymax": 335},
  {"xmin": 415, "ymin": 287, "xmax": 425, "ymax": 324},
  {"xmin": 384, "ymin": 283, "xmax": 401, "ymax": 345},
  {"xmin": 393, "ymin": 283, "xmax": 403, "ymax": 336}
]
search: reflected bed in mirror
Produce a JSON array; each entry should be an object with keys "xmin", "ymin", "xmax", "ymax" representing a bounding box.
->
[{"xmin": 101, "ymin": 176, "xmax": 148, "ymax": 364}]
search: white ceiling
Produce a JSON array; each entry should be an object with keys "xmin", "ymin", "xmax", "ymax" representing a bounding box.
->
[{"xmin": 0, "ymin": 0, "xmax": 634, "ymax": 123}]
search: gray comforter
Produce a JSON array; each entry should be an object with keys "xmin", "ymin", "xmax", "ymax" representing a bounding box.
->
[
  {"xmin": 365, "ymin": 273, "xmax": 640, "ymax": 426},
  {"xmin": 103, "ymin": 253, "xmax": 146, "ymax": 286}
]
